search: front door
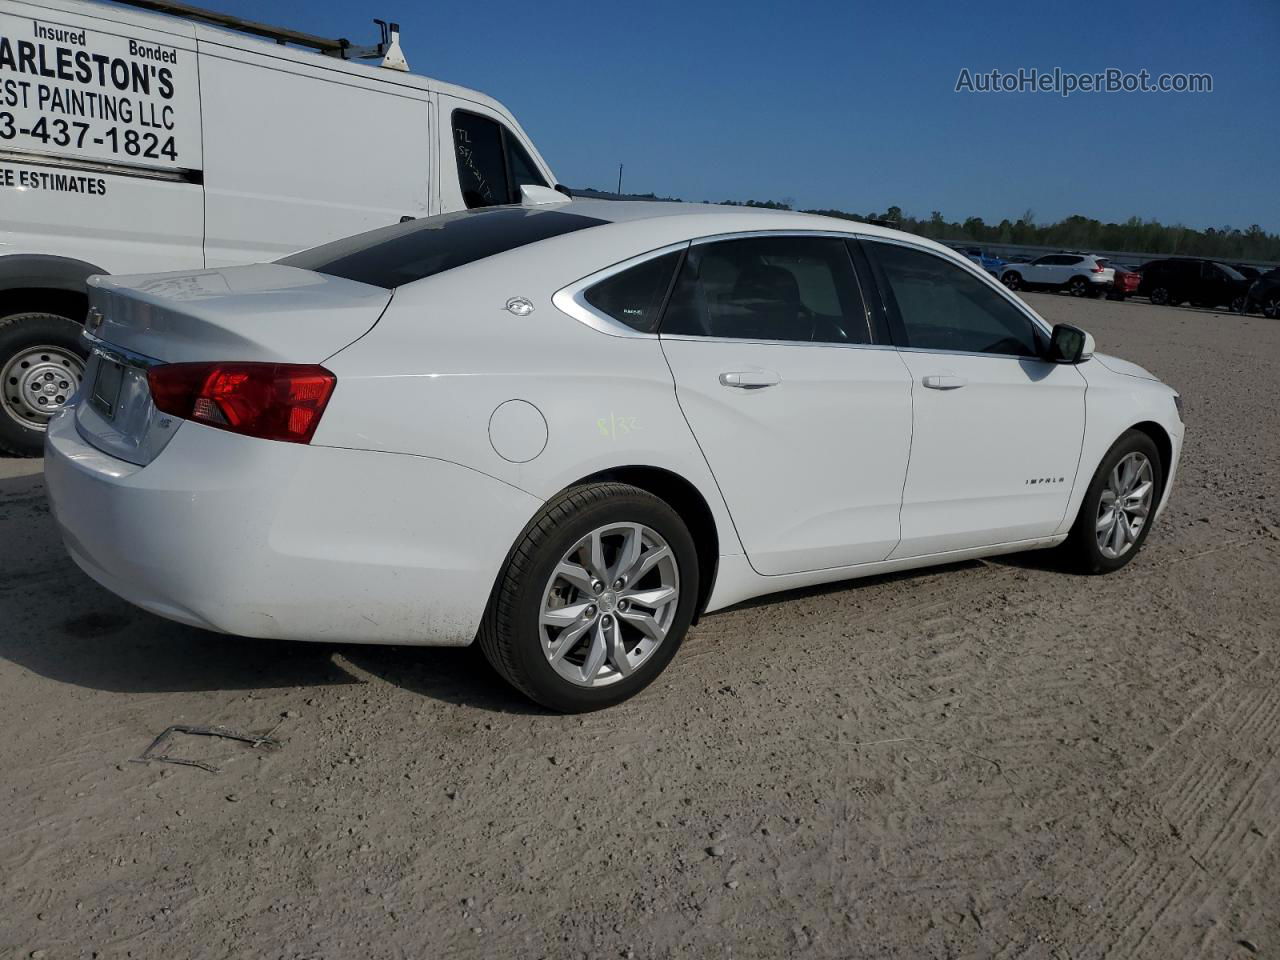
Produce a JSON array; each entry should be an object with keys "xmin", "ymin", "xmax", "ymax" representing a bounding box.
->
[
  {"xmin": 860, "ymin": 239, "xmax": 1088, "ymax": 558},
  {"xmin": 658, "ymin": 235, "xmax": 914, "ymax": 575}
]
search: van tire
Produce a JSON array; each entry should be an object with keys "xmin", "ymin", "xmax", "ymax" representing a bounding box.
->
[{"xmin": 0, "ymin": 312, "xmax": 89, "ymax": 457}]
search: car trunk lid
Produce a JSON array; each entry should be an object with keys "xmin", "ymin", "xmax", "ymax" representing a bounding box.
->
[{"xmin": 75, "ymin": 265, "xmax": 391, "ymax": 465}]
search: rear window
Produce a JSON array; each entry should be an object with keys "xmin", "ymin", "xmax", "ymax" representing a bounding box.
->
[{"xmin": 279, "ymin": 207, "xmax": 606, "ymax": 289}]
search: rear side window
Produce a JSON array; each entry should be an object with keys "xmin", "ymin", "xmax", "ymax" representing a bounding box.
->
[
  {"xmin": 280, "ymin": 207, "xmax": 605, "ymax": 289},
  {"xmin": 867, "ymin": 241, "xmax": 1041, "ymax": 357},
  {"xmin": 660, "ymin": 236, "xmax": 869, "ymax": 344},
  {"xmin": 453, "ymin": 110, "xmax": 547, "ymax": 209},
  {"xmin": 583, "ymin": 252, "xmax": 682, "ymax": 333}
]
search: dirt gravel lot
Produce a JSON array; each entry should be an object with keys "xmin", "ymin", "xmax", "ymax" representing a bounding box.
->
[{"xmin": 1, "ymin": 293, "xmax": 1277, "ymax": 960}]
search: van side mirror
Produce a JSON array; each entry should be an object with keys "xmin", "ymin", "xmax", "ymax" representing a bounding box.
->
[{"xmin": 1047, "ymin": 323, "xmax": 1095, "ymax": 364}]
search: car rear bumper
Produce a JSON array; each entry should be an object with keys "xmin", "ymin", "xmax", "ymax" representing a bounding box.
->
[{"xmin": 44, "ymin": 409, "xmax": 542, "ymax": 645}]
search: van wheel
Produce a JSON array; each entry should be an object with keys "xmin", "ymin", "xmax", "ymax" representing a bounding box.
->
[
  {"xmin": 0, "ymin": 313, "xmax": 89, "ymax": 457},
  {"xmin": 1061, "ymin": 430, "xmax": 1163, "ymax": 574},
  {"xmin": 479, "ymin": 482, "xmax": 699, "ymax": 712},
  {"xmin": 1148, "ymin": 287, "xmax": 1171, "ymax": 306}
]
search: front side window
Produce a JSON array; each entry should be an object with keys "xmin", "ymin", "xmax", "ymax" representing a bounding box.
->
[
  {"xmin": 452, "ymin": 110, "xmax": 547, "ymax": 209},
  {"xmin": 583, "ymin": 251, "xmax": 682, "ymax": 333},
  {"xmin": 660, "ymin": 236, "xmax": 869, "ymax": 344},
  {"xmin": 867, "ymin": 241, "xmax": 1042, "ymax": 358}
]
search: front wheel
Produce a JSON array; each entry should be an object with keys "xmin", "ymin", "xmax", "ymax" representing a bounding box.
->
[
  {"xmin": 1061, "ymin": 430, "xmax": 1163, "ymax": 574},
  {"xmin": 1263, "ymin": 295, "xmax": 1280, "ymax": 320},
  {"xmin": 1148, "ymin": 287, "xmax": 1172, "ymax": 306},
  {"xmin": 0, "ymin": 313, "xmax": 89, "ymax": 457},
  {"xmin": 1001, "ymin": 272, "xmax": 1022, "ymax": 291},
  {"xmin": 1068, "ymin": 276, "xmax": 1089, "ymax": 297},
  {"xmin": 1229, "ymin": 295, "xmax": 1247, "ymax": 314},
  {"xmin": 479, "ymin": 482, "xmax": 700, "ymax": 712}
]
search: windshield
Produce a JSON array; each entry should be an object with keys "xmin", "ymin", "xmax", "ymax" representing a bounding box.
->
[{"xmin": 280, "ymin": 207, "xmax": 607, "ymax": 289}]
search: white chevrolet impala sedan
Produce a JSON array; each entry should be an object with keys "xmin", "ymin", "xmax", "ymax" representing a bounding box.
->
[{"xmin": 44, "ymin": 200, "xmax": 1184, "ymax": 711}]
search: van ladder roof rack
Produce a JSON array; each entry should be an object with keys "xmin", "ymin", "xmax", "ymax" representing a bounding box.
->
[{"xmin": 109, "ymin": 0, "xmax": 409, "ymax": 70}]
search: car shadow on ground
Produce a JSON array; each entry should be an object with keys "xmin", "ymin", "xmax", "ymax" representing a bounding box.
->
[{"xmin": 0, "ymin": 469, "xmax": 543, "ymax": 712}]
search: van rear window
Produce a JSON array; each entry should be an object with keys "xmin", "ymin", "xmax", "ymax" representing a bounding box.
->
[{"xmin": 280, "ymin": 207, "xmax": 606, "ymax": 289}]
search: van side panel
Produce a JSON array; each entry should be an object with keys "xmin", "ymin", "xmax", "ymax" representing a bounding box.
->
[
  {"xmin": 0, "ymin": 0, "xmax": 204, "ymax": 274},
  {"xmin": 196, "ymin": 37, "xmax": 432, "ymax": 266}
]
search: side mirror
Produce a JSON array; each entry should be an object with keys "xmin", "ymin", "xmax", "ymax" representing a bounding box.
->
[
  {"xmin": 1047, "ymin": 323, "xmax": 1095, "ymax": 364},
  {"xmin": 520, "ymin": 184, "xmax": 571, "ymax": 206}
]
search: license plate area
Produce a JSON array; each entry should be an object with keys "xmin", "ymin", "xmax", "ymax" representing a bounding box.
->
[{"xmin": 90, "ymin": 357, "xmax": 125, "ymax": 420}]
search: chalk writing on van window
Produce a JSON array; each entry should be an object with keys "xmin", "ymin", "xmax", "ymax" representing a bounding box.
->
[{"xmin": 453, "ymin": 128, "xmax": 494, "ymax": 205}]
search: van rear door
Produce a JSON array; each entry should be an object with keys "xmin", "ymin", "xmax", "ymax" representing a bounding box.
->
[{"xmin": 0, "ymin": 0, "xmax": 204, "ymax": 274}]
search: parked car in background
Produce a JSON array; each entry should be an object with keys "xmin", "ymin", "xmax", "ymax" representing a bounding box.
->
[
  {"xmin": 1000, "ymin": 254, "xmax": 1115, "ymax": 297},
  {"xmin": 43, "ymin": 201, "xmax": 1183, "ymax": 711},
  {"xmin": 1245, "ymin": 268, "xmax": 1280, "ymax": 318},
  {"xmin": 958, "ymin": 247, "xmax": 1008, "ymax": 277},
  {"xmin": 1106, "ymin": 263, "xmax": 1143, "ymax": 301},
  {"xmin": 1138, "ymin": 259, "xmax": 1250, "ymax": 311},
  {"xmin": 1230, "ymin": 264, "xmax": 1263, "ymax": 282}
]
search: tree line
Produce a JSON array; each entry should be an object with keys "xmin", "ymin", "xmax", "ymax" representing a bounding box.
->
[
  {"xmin": 599, "ymin": 192, "xmax": 1280, "ymax": 262},
  {"xmin": 724, "ymin": 200, "xmax": 1280, "ymax": 262}
]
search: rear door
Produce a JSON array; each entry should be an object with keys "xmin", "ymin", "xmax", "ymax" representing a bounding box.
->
[
  {"xmin": 860, "ymin": 239, "xmax": 1087, "ymax": 558},
  {"xmin": 658, "ymin": 234, "xmax": 913, "ymax": 575}
]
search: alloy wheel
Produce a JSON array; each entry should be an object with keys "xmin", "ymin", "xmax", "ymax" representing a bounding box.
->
[
  {"xmin": 1096, "ymin": 452, "xmax": 1154, "ymax": 560},
  {"xmin": 539, "ymin": 522, "xmax": 680, "ymax": 687},
  {"xmin": 1265, "ymin": 297, "xmax": 1280, "ymax": 320},
  {"xmin": 1, "ymin": 345, "xmax": 85, "ymax": 430},
  {"xmin": 1069, "ymin": 278, "xmax": 1088, "ymax": 297}
]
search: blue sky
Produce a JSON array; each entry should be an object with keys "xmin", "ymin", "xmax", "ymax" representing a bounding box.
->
[{"xmin": 208, "ymin": 0, "xmax": 1276, "ymax": 231}]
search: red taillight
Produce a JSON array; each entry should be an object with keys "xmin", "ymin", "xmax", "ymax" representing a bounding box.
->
[
  {"xmin": 1092, "ymin": 264, "xmax": 1105, "ymax": 273},
  {"xmin": 147, "ymin": 362, "xmax": 336, "ymax": 444}
]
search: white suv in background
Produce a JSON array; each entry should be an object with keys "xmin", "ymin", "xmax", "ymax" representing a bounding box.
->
[{"xmin": 1001, "ymin": 254, "xmax": 1115, "ymax": 297}]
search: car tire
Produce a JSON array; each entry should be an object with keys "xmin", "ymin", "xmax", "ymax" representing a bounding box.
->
[
  {"xmin": 1264, "ymin": 296, "xmax": 1280, "ymax": 320},
  {"xmin": 1148, "ymin": 287, "xmax": 1171, "ymax": 306},
  {"xmin": 0, "ymin": 312, "xmax": 89, "ymax": 457},
  {"xmin": 479, "ymin": 481, "xmax": 700, "ymax": 712},
  {"xmin": 1001, "ymin": 271, "xmax": 1022, "ymax": 291},
  {"xmin": 1061, "ymin": 429, "xmax": 1163, "ymax": 575},
  {"xmin": 1068, "ymin": 276, "xmax": 1089, "ymax": 297},
  {"xmin": 1229, "ymin": 295, "xmax": 1247, "ymax": 314}
]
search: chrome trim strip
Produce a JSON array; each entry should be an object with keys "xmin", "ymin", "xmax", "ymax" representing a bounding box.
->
[
  {"xmin": 658, "ymin": 334, "xmax": 897, "ymax": 352},
  {"xmin": 553, "ymin": 241, "xmax": 691, "ymax": 339},
  {"xmin": 0, "ymin": 146, "xmax": 203, "ymax": 184}
]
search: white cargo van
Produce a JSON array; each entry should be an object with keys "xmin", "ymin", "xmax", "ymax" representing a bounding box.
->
[{"xmin": 0, "ymin": 0, "xmax": 561, "ymax": 454}]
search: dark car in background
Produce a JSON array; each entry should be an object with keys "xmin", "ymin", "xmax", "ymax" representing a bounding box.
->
[
  {"xmin": 1231, "ymin": 264, "xmax": 1263, "ymax": 282},
  {"xmin": 1245, "ymin": 268, "xmax": 1280, "ymax": 318},
  {"xmin": 1138, "ymin": 258, "xmax": 1251, "ymax": 311}
]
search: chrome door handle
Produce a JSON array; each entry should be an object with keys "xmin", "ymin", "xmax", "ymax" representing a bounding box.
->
[
  {"xmin": 719, "ymin": 370, "xmax": 781, "ymax": 389},
  {"xmin": 922, "ymin": 374, "xmax": 967, "ymax": 390}
]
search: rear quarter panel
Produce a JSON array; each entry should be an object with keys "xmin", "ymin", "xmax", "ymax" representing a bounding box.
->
[{"xmin": 314, "ymin": 227, "xmax": 744, "ymax": 559}]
